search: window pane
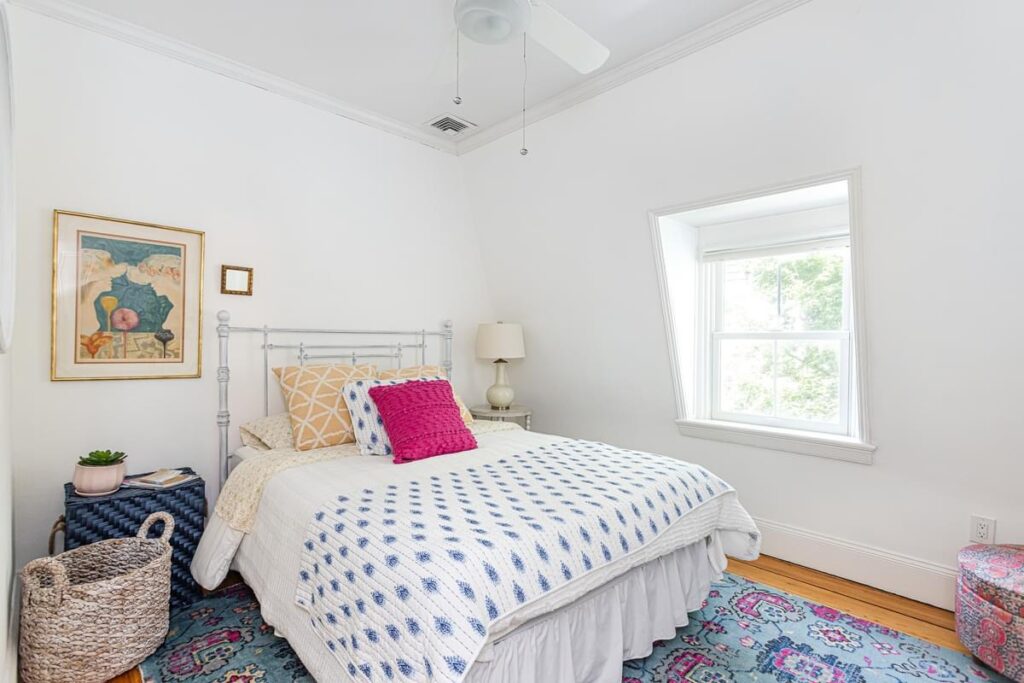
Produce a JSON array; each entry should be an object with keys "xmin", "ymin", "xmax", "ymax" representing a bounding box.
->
[
  {"xmin": 720, "ymin": 248, "xmax": 847, "ymax": 332},
  {"xmin": 720, "ymin": 258, "xmax": 779, "ymax": 332},
  {"xmin": 777, "ymin": 250, "xmax": 846, "ymax": 331},
  {"xmin": 775, "ymin": 340, "xmax": 842, "ymax": 424},
  {"xmin": 718, "ymin": 338, "xmax": 843, "ymax": 427},
  {"xmin": 719, "ymin": 339, "xmax": 774, "ymax": 417}
]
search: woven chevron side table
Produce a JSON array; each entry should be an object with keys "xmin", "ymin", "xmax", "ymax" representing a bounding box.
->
[{"xmin": 54, "ymin": 468, "xmax": 206, "ymax": 609}]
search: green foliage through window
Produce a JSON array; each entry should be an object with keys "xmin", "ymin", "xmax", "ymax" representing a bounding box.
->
[{"xmin": 718, "ymin": 248, "xmax": 846, "ymax": 426}]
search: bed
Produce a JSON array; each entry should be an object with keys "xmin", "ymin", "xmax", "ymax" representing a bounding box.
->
[{"xmin": 193, "ymin": 312, "xmax": 760, "ymax": 683}]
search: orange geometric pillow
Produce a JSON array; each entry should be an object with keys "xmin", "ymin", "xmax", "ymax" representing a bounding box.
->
[
  {"xmin": 274, "ymin": 364, "xmax": 377, "ymax": 450},
  {"xmin": 378, "ymin": 365, "xmax": 474, "ymax": 425}
]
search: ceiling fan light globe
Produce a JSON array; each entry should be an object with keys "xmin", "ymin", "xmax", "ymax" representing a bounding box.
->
[{"xmin": 454, "ymin": 0, "xmax": 530, "ymax": 45}]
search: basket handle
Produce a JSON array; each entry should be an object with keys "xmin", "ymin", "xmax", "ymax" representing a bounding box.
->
[
  {"xmin": 137, "ymin": 511, "xmax": 175, "ymax": 544},
  {"xmin": 47, "ymin": 515, "xmax": 66, "ymax": 556},
  {"xmin": 21, "ymin": 557, "xmax": 69, "ymax": 608}
]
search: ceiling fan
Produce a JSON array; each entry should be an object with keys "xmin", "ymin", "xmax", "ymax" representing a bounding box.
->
[{"xmin": 453, "ymin": 0, "xmax": 610, "ymax": 74}]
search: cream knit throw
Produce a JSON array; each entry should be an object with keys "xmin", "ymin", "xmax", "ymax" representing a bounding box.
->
[{"xmin": 215, "ymin": 420, "xmax": 523, "ymax": 532}]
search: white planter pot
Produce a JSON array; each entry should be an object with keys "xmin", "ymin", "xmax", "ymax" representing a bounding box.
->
[{"xmin": 72, "ymin": 462, "xmax": 125, "ymax": 496}]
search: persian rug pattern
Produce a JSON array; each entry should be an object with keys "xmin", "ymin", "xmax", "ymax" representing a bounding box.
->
[
  {"xmin": 142, "ymin": 575, "xmax": 1008, "ymax": 682},
  {"xmin": 142, "ymin": 583, "xmax": 311, "ymax": 683},
  {"xmin": 625, "ymin": 574, "xmax": 1009, "ymax": 683}
]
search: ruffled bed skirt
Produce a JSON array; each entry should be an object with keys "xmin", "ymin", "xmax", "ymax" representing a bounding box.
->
[{"xmin": 466, "ymin": 537, "xmax": 725, "ymax": 683}]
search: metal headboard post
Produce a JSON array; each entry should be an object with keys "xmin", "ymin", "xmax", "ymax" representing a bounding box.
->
[
  {"xmin": 443, "ymin": 320, "xmax": 454, "ymax": 381},
  {"xmin": 216, "ymin": 311, "xmax": 232, "ymax": 487},
  {"xmin": 215, "ymin": 310, "xmax": 455, "ymax": 489},
  {"xmin": 262, "ymin": 326, "xmax": 270, "ymax": 417}
]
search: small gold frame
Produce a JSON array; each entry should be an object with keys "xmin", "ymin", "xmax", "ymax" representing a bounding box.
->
[{"xmin": 220, "ymin": 265, "xmax": 253, "ymax": 296}]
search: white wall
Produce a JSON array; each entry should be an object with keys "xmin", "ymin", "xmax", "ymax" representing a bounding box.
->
[
  {"xmin": 462, "ymin": 0, "xmax": 1024, "ymax": 607},
  {"xmin": 0, "ymin": 352, "xmax": 15, "ymax": 683},
  {"xmin": 8, "ymin": 7, "xmax": 494, "ymax": 571}
]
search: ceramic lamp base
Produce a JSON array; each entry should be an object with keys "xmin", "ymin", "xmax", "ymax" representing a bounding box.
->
[{"xmin": 486, "ymin": 360, "xmax": 515, "ymax": 410}]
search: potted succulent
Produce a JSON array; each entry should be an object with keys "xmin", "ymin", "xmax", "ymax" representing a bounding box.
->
[{"xmin": 73, "ymin": 450, "xmax": 127, "ymax": 496}]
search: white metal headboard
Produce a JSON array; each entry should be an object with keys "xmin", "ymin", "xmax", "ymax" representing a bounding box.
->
[{"xmin": 215, "ymin": 310, "xmax": 453, "ymax": 487}]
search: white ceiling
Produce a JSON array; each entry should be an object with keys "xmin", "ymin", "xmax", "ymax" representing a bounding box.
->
[{"xmin": 55, "ymin": 0, "xmax": 769, "ymax": 149}]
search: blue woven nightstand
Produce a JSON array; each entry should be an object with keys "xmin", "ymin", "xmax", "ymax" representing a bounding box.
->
[{"xmin": 56, "ymin": 468, "xmax": 206, "ymax": 609}]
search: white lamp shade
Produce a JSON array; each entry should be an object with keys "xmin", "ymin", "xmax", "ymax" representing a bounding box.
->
[{"xmin": 476, "ymin": 322, "xmax": 525, "ymax": 360}]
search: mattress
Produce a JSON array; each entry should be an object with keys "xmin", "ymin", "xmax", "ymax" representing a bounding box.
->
[{"xmin": 196, "ymin": 428, "xmax": 759, "ymax": 682}]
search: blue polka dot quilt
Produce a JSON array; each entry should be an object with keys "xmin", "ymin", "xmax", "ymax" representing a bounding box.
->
[{"xmin": 293, "ymin": 434, "xmax": 760, "ymax": 683}]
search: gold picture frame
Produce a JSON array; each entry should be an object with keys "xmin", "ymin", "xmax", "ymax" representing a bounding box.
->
[
  {"xmin": 51, "ymin": 210, "xmax": 205, "ymax": 381},
  {"xmin": 220, "ymin": 265, "xmax": 253, "ymax": 296}
]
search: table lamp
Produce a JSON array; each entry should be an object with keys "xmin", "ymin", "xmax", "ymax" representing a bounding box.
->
[{"xmin": 475, "ymin": 322, "xmax": 525, "ymax": 410}]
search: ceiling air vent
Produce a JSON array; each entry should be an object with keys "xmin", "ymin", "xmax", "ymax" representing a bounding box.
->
[{"xmin": 427, "ymin": 113, "xmax": 476, "ymax": 137}]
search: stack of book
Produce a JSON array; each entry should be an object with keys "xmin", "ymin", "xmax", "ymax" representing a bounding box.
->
[{"xmin": 122, "ymin": 468, "xmax": 198, "ymax": 490}]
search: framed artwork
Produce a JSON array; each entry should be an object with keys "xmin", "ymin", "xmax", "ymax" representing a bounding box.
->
[
  {"xmin": 220, "ymin": 265, "xmax": 253, "ymax": 296},
  {"xmin": 51, "ymin": 210, "xmax": 205, "ymax": 380}
]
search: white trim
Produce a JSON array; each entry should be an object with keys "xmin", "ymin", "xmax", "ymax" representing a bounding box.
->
[
  {"xmin": 8, "ymin": 0, "xmax": 458, "ymax": 154},
  {"xmin": 845, "ymin": 170, "xmax": 873, "ymax": 446},
  {"xmin": 676, "ymin": 418, "xmax": 874, "ymax": 464},
  {"xmin": 8, "ymin": 0, "xmax": 812, "ymax": 157},
  {"xmin": 711, "ymin": 331, "xmax": 849, "ymax": 341},
  {"xmin": 457, "ymin": 0, "xmax": 815, "ymax": 154},
  {"xmin": 749, "ymin": 517, "xmax": 959, "ymax": 610},
  {"xmin": 696, "ymin": 263, "xmax": 714, "ymax": 418},
  {"xmin": 652, "ymin": 169, "xmax": 863, "ymax": 220},
  {"xmin": 701, "ymin": 235, "xmax": 850, "ymax": 262},
  {"xmin": 649, "ymin": 213, "xmax": 690, "ymax": 420}
]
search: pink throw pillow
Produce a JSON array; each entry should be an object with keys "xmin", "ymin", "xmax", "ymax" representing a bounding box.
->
[{"xmin": 368, "ymin": 380, "xmax": 477, "ymax": 463}]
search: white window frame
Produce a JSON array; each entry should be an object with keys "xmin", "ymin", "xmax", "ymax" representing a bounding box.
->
[
  {"xmin": 705, "ymin": 243, "xmax": 851, "ymax": 436},
  {"xmin": 649, "ymin": 170, "xmax": 875, "ymax": 464}
]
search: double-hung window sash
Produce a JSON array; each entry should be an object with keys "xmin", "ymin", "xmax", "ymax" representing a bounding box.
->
[{"xmin": 701, "ymin": 238, "xmax": 853, "ymax": 436}]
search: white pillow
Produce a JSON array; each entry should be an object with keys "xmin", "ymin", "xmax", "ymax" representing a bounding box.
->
[
  {"xmin": 342, "ymin": 377, "xmax": 446, "ymax": 456},
  {"xmin": 238, "ymin": 412, "xmax": 295, "ymax": 451}
]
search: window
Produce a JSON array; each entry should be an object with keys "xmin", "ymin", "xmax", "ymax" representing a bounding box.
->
[
  {"xmin": 710, "ymin": 244, "xmax": 850, "ymax": 434},
  {"xmin": 652, "ymin": 174, "xmax": 873, "ymax": 462}
]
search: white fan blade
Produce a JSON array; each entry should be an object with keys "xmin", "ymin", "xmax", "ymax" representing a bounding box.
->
[{"xmin": 528, "ymin": 1, "xmax": 609, "ymax": 74}]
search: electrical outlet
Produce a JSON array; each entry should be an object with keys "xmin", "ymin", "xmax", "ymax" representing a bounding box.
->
[{"xmin": 970, "ymin": 515, "xmax": 996, "ymax": 544}]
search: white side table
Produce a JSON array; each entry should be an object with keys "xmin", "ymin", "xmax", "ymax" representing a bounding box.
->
[{"xmin": 470, "ymin": 405, "xmax": 532, "ymax": 431}]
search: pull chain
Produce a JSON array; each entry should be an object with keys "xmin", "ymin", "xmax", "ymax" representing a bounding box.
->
[
  {"xmin": 520, "ymin": 32, "xmax": 529, "ymax": 156},
  {"xmin": 453, "ymin": 31, "xmax": 462, "ymax": 105}
]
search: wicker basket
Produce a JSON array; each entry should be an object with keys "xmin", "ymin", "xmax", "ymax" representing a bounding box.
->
[{"xmin": 19, "ymin": 511, "xmax": 175, "ymax": 683}]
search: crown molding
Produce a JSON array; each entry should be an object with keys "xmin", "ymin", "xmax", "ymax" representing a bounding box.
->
[
  {"xmin": 455, "ymin": 0, "xmax": 815, "ymax": 155},
  {"xmin": 8, "ymin": 0, "xmax": 459, "ymax": 154},
  {"xmin": 9, "ymin": 0, "xmax": 812, "ymax": 157}
]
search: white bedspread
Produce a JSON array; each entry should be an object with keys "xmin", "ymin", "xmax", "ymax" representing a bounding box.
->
[{"xmin": 193, "ymin": 429, "xmax": 759, "ymax": 682}]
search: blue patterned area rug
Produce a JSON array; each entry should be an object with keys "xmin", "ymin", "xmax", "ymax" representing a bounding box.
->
[
  {"xmin": 141, "ymin": 583, "xmax": 311, "ymax": 683},
  {"xmin": 141, "ymin": 574, "xmax": 1007, "ymax": 682},
  {"xmin": 624, "ymin": 573, "xmax": 1007, "ymax": 683}
]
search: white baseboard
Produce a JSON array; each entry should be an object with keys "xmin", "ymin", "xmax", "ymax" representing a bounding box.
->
[{"xmin": 750, "ymin": 517, "xmax": 959, "ymax": 610}]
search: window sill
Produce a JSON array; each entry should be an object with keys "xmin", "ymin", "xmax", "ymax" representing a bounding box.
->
[{"xmin": 675, "ymin": 418, "xmax": 875, "ymax": 464}]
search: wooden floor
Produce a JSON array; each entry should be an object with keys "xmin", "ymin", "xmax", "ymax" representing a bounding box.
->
[
  {"xmin": 108, "ymin": 555, "xmax": 964, "ymax": 682},
  {"xmin": 728, "ymin": 554, "xmax": 965, "ymax": 653}
]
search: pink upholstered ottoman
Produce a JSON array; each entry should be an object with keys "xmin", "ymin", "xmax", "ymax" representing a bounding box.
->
[{"xmin": 957, "ymin": 544, "xmax": 1024, "ymax": 682}]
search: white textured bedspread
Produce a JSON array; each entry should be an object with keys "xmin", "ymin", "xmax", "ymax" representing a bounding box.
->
[{"xmin": 192, "ymin": 429, "xmax": 759, "ymax": 683}]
